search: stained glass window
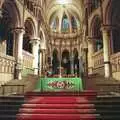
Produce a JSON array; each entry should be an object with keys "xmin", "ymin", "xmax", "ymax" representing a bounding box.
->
[
  {"xmin": 51, "ymin": 19, "xmax": 57, "ymax": 32},
  {"xmin": 62, "ymin": 14, "xmax": 69, "ymax": 32}
]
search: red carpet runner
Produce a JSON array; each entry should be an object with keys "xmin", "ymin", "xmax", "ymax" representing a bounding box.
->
[{"xmin": 17, "ymin": 91, "xmax": 99, "ymax": 120}]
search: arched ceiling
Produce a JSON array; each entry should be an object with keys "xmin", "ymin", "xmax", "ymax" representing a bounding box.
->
[
  {"xmin": 37, "ymin": 0, "xmax": 85, "ymax": 32},
  {"xmin": 44, "ymin": 0, "xmax": 85, "ymax": 25}
]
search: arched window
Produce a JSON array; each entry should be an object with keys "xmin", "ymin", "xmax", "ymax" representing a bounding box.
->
[
  {"xmin": 71, "ymin": 16, "xmax": 77, "ymax": 32},
  {"xmin": 61, "ymin": 14, "xmax": 69, "ymax": 32}
]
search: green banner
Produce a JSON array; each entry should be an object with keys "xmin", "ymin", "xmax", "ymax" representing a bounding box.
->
[{"xmin": 36, "ymin": 77, "xmax": 83, "ymax": 92}]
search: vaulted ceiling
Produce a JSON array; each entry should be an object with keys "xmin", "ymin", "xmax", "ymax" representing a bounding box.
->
[{"xmin": 40, "ymin": 0, "xmax": 85, "ymax": 32}]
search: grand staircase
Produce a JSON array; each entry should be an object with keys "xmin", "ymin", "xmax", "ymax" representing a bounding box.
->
[
  {"xmin": 0, "ymin": 91, "xmax": 120, "ymax": 120},
  {"xmin": 0, "ymin": 75, "xmax": 120, "ymax": 120},
  {"xmin": 17, "ymin": 91, "xmax": 99, "ymax": 120}
]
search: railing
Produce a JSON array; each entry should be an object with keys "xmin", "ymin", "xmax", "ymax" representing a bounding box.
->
[
  {"xmin": 49, "ymin": 30, "xmax": 81, "ymax": 39},
  {"xmin": 92, "ymin": 49, "xmax": 104, "ymax": 70},
  {"xmin": 1, "ymin": 85, "xmax": 25, "ymax": 95},
  {"xmin": 110, "ymin": 52, "xmax": 120, "ymax": 72},
  {"xmin": 0, "ymin": 53, "xmax": 16, "ymax": 74},
  {"xmin": 23, "ymin": 50, "xmax": 34, "ymax": 68}
]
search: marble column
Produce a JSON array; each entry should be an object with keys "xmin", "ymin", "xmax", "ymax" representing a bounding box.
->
[
  {"xmin": 13, "ymin": 27, "xmax": 25, "ymax": 80},
  {"xmin": 41, "ymin": 49, "xmax": 46, "ymax": 75},
  {"xmin": 101, "ymin": 26, "xmax": 111, "ymax": 78},
  {"xmin": 38, "ymin": 50, "xmax": 42, "ymax": 76},
  {"xmin": 30, "ymin": 38, "xmax": 40, "ymax": 75},
  {"xmin": 87, "ymin": 37, "xmax": 94, "ymax": 74}
]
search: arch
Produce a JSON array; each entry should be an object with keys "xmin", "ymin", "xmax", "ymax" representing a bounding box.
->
[
  {"xmin": 23, "ymin": 18, "xmax": 36, "ymax": 53},
  {"xmin": 24, "ymin": 18, "xmax": 36, "ymax": 37},
  {"xmin": 62, "ymin": 49, "xmax": 70, "ymax": 74},
  {"xmin": 107, "ymin": 0, "xmax": 120, "ymax": 53},
  {"xmin": 0, "ymin": 1, "xmax": 21, "ymax": 56},
  {"xmin": 2, "ymin": 1, "xmax": 21, "ymax": 27},
  {"xmin": 52, "ymin": 48, "xmax": 59, "ymax": 74},
  {"xmin": 103, "ymin": 0, "xmax": 112, "ymax": 25},
  {"xmin": 90, "ymin": 15, "xmax": 103, "ymax": 52},
  {"xmin": 61, "ymin": 13, "xmax": 70, "ymax": 33}
]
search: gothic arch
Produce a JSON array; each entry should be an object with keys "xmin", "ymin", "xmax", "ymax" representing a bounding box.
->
[
  {"xmin": 103, "ymin": 0, "xmax": 112, "ymax": 25},
  {"xmin": 0, "ymin": 1, "xmax": 21, "ymax": 56},
  {"xmin": 90, "ymin": 15, "xmax": 103, "ymax": 52},
  {"xmin": 2, "ymin": 1, "xmax": 21, "ymax": 27},
  {"xmin": 24, "ymin": 18, "xmax": 36, "ymax": 37}
]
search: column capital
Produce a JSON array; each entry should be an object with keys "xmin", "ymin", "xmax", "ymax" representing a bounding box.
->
[
  {"xmin": 12, "ymin": 27, "xmax": 25, "ymax": 34},
  {"xmin": 101, "ymin": 25, "xmax": 116, "ymax": 32},
  {"xmin": 87, "ymin": 36, "xmax": 96, "ymax": 43},
  {"xmin": 30, "ymin": 37, "xmax": 40, "ymax": 45}
]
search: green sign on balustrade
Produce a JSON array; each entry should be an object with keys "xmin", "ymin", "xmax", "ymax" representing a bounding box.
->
[{"xmin": 36, "ymin": 77, "xmax": 83, "ymax": 92}]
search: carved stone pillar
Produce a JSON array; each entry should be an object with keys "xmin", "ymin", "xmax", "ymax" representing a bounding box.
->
[
  {"xmin": 101, "ymin": 25, "xmax": 112, "ymax": 78},
  {"xmin": 41, "ymin": 49, "xmax": 46, "ymax": 74},
  {"xmin": 87, "ymin": 37, "xmax": 94, "ymax": 74},
  {"xmin": 30, "ymin": 38, "xmax": 40, "ymax": 75},
  {"xmin": 13, "ymin": 27, "xmax": 25, "ymax": 80}
]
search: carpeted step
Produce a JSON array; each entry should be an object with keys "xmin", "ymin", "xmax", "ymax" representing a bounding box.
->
[
  {"xmin": 25, "ymin": 91, "xmax": 97, "ymax": 97},
  {"xmin": 22, "ymin": 103, "xmax": 95, "ymax": 109},
  {"xmin": 26, "ymin": 96, "xmax": 91, "ymax": 104},
  {"xmin": 17, "ymin": 113, "xmax": 100, "ymax": 120},
  {"xmin": 19, "ymin": 108, "xmax": 96, "ymax": 114},
  {"xmin": 17, "ymin": 91, "xmax": 99, "ymax": 120}
]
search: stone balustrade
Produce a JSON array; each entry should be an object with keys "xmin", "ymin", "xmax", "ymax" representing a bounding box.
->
[
  {"xmin": 110, "ymin": 52, "xmax": 120, "ymax": 73},
  {"xmin": 0, "ymin": 52, "xmax": 15, "ymax": 74},
  {"xmin": 22, "ymin": 50, "xmax": 34, "ymax": 68},
  {"xmin": 22, "ymin": 50, "xmax": 34, "ymax": 76},
  {"xmin": 92, "ymin": 49, "xmax": 104, "ymax": 69},
  {"xmin": 49, "ymin": 31, "xmax": 82, "ymax": 39},
  {"xmin": 0, "ymin": 52, "xmax": 16, "ymax": 85}
]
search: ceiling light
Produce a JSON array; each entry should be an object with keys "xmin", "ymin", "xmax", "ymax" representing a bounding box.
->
[{"xmin": 57, "ymin": 0, "xmax": 72, "ymax": 5}]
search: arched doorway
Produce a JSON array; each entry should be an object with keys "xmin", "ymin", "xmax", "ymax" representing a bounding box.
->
[
  {"xmin": 52, "ymin": 49, "xmax": 59, "ymax": 74},
  {"xmin": 62, "ymin": 50, "xmax": 70, "ymax": 74}
]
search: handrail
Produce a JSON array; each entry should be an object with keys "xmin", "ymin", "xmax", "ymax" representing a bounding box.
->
[{"xmin": 1, "ymin": 85, "xmax": 25, "ymax": 95}]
